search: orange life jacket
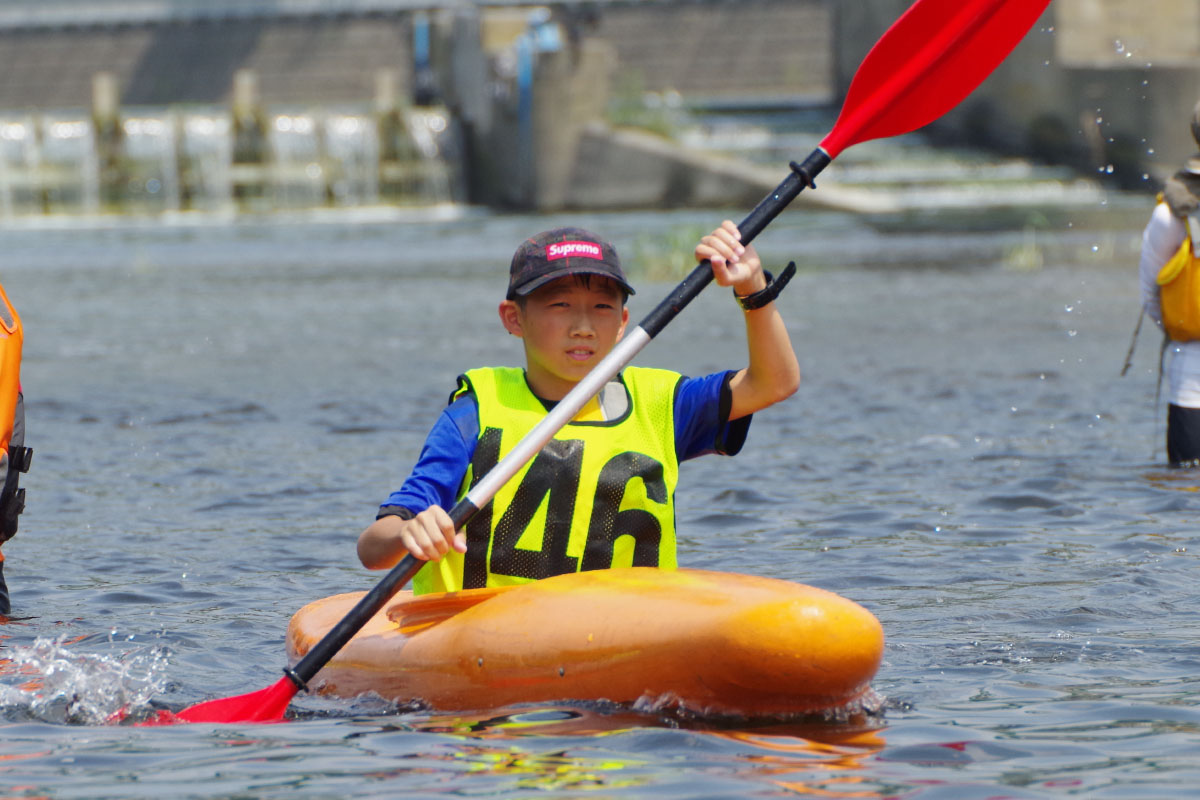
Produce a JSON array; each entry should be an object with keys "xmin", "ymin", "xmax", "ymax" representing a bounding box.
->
[
  {"xmin": 0, "ymin": 283, "xmax": 29, "ymax": 551},
  {"xmin": 0, "ymin": 284, "xmax": 21, "ymax": 455}
]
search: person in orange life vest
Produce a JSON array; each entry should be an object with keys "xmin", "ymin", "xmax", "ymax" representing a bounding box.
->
[
  {"xmin": 0, "ymin": 282, "xmax": 30, "ymax": 617},
  {"xmin": 357, "ymin": 221, "xmax": 800, "ymax": 594},
  {"xmin": 1139, "ymin": 99, "xmax": 1200, "ymax": 465}
]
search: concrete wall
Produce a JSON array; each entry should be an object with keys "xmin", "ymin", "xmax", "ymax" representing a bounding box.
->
[
  {"xmin": 590, "ymin": 0, "xmax": 833, "ymax": 107},
  {"xmin": 0, "ymin": 1, "xmax": 829, "ymax": 112},
  {"xmin": 0, "ymin": 16, "xmax": 414, "ymax": 110},
  {"xmin": 1054, "ymin": 0, "xmax": 1200, "ymax": 184},
  {"xmin": 450, "ymin": 0, "xmax": 832, "ymax": 210}
]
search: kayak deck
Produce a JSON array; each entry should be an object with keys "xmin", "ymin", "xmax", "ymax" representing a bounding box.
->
[{"xmin": 286, "ymin": 567, "xmax": 884, "ymax": 718}]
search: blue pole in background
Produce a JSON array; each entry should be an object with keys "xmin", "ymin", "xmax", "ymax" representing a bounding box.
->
[
  {"xmin": 516, "ymin": 31, "xmax": 534, "ymax": 204},
  {"xmin": 412, "ymin": 11, "xmax": 436, "ymax": 105}
]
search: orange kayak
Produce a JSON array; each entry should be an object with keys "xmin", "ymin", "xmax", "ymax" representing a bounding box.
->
[{"xmin": 285, "ymin": 567, "xmax": 884, "ymax": 718}]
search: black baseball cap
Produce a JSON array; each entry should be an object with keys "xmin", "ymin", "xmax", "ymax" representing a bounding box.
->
[{"xmin": 507, "ymin": 227, "xmax": 635, "ymax": 300}]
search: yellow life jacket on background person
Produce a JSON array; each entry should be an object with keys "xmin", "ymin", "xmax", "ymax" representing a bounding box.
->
[
  {"xmin": 0, "ymin": 283, "xmax": 30, "ymax": 548},
  {"xmin": 413, "ymin": 366, "xmax": 682, "ymax": 595},
  {"xmin": 1156, "ymin": 200, "xmax": 1200, "ymax": 341}
]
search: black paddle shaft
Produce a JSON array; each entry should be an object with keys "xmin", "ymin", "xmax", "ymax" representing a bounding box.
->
[
  {"xmin": 287, "ymin": 554, "xmax": 424, "ymax": 686},
  {"xmin": 639, "ymin": 148, "xmax": 830, "ymax": 338},
  {"xmin": 287, "ymin": 495, "xmax": 489, "ymax": 685},
  {"xmin": 286, "ymin": 146, "xmax": 832, "ymax": 690}
]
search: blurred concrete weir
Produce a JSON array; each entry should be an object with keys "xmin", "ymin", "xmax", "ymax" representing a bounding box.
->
[{"xmin": 0, "ymin": 0, "xmax": 1196, "ymax": 218}]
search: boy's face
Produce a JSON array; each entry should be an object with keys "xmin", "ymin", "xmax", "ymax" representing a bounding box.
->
[{"xmin": 499, "ymin": 275, "xmax": 630, "ymax": 401}]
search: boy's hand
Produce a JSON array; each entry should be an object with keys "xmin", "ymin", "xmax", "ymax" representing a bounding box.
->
[
  {"xmin": 696, "ymin": 220, "xmax": 766, "ymax": 297},
  {"xmin": 358, "ymin": 506, "xmax": 468, "ymax": 570},
  {"xmin": 399, "ymin": 505, "xmax": 468, "ymax": 561},
  {"xmin": 693, "ymin": 219, "xmax": 801, "ymax": 421}
]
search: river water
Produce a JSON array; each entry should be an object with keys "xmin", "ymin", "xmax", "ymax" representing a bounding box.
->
[{"xmin": 0, "ymin": 171, "xmax": 1195, "ymax": 798}]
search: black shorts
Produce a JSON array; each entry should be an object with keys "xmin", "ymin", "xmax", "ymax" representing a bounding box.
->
[{"xmin": 1167, "ymin": 403, "xmax": 1200, "ymax": 466}]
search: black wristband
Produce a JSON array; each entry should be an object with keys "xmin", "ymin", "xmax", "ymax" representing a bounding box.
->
[
  {"xmin": 377, "ymin": 505, "xmax": 416, "ymax": 521},
  {"xmin": 734, "ymin": 261, "xmax": 796, "ymax": 311}
]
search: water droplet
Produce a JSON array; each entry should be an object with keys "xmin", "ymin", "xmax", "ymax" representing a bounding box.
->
[
  {"xmin": 1091, "ymin": 245, "xmax": 1099, "ymax": 252},
  {"xmin": 1068, "ymin": 330, "xmax": 1078, "ymax": 337},
  {"xmin": 1065, "ymin": 304, "xmax": 1075, "ymax": 312}
]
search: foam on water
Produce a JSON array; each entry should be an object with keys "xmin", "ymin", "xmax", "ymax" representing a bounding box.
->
[{"xmin": 0, "ymin": 635, "xmax": 170, "ymax": 724}]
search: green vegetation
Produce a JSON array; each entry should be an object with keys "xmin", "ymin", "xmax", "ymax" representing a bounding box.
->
[
  {"xmin": 627, "ymin": 222, "xmax": 709, "ymax": 282},
  {"xmin": 606, "ymin": 70, "xmax": 688, "ymax": 140}
]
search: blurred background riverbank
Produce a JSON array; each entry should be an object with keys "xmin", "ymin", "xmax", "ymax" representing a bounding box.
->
[{"xmin": 0, "ymin": 0, "xmax": 1193, "ymax": 224}]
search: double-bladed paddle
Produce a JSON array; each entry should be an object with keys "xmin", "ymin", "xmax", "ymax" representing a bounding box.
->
[{"xmin": 152, "ymin": 0, "xmax": 1051, "ymax": 725}]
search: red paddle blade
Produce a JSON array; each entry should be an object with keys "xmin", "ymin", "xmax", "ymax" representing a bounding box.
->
[
  {"xmin": 139, "ymin": 675, "xmax": 298, "ymax": 726},
  {"xmin": 821, "ymin": 0, "xmax": 1051, "ymax": 157}
]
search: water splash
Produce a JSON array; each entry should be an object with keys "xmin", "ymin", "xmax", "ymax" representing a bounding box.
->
[{"xmin": 0, "ymin": 637, "xmax": 170, "ymax": 724}]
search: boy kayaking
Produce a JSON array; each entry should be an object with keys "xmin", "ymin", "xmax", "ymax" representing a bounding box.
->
[{"xmin": 357, "ymin": 222, "xmax": 799, "ymax": 594}]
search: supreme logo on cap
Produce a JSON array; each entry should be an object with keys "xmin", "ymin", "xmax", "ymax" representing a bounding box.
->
[{"xmin": 546, "ymin": 241, "xmax": 603, "ymax": 261}]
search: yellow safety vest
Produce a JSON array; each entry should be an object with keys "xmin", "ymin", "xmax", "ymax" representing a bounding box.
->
[
  {"xmin": 1157, "ymin": 197, "xmax": 1200, "ymax": 341},
  {"xmin": 413, "ymin": 366, "xmax": 681, "ymax": 595}
]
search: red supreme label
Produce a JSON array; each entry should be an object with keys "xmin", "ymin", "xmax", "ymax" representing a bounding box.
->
[{"xmin": 546, "ymin": 241, "xmax": 602, "ymax": 261}]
